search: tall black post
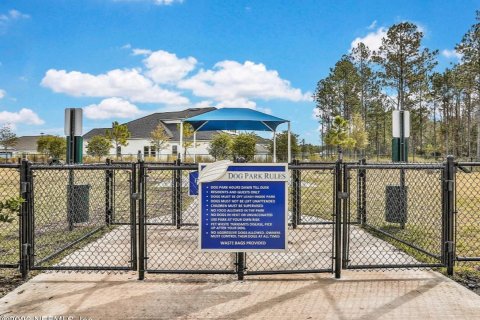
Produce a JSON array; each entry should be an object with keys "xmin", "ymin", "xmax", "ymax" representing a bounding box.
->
[
  {"xmin": 19, "ymin": 160, "xmax": 31, "ymax": 279},
  {"xmin": 130, "ymin": 162, "xmax": 138, "ymax": 271},
  {"xmin": 342, "ymin": 164, "xmax": 349, "ymax": 269},
  {"xmin": 138, "ymin": 161, "xmax": 146, "ymax": 280},
  {"xmin": 445, "ymin": 155, "xmax": 455, "ymax": 275},
  {"xmin": 292, "ymin": 159, "xmax": 299, "ymax": 229},
  {"xmin": 105, "ymin": 158, "xmax": 113, "ymax": 225},
  {"xmin": 334, "ymin": 159, "xmax": 343, "ymax": 279},
  {"xmin": 175, "ymin": 157, "xmax": 182, "ymax": 229}
]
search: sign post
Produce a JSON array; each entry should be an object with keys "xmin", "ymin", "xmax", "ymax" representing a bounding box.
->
[
  {"xmin": 199, "ymin": 162, "xmax": 288, "ymax": 252},
  {"xmin": 65, "ymin": 108, "xmax": 83, "ymax": 164},
  {"xmin": 392, "ymin": 110, "xmax": 410, "ymax": 162}
]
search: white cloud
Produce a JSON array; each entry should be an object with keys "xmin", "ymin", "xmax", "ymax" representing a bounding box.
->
[
  {"xmin": 312, "ymin": 108, "xmax": 322, "ymax": 120},
  {"xmin": 0, "ymin": 89, "xmax": 5, "ymax": 99},
  {"xmin": 154, "ymin": 0, "xmax": 183, "ymax": 6},
  {"xmin": 0, "ymin": 108, "xmax": 44, "ymax": 127},
  {"xmin": 442, "ymin": 49, "xmax": 463, "ymax": 60},
  {"xmin": 139, "ymin": 49, "xmax": 197, "ymax": 84},
  {"xmin": 84, "ymin": 97, "xmax": 143, "ymax": 120},
  {"xmin": 0, "ymin": 9, "xmax": 30, "ymax": 33},
  {"xmin": 113, "ymin": 0, "xmax": 184, "ymax": 5},
  {"xmin": 179, "ymin": 60, "xmax": 309, "ymax": 104},
  {"xmin": 41, "ymin": 68, "xmax": 189, "ymax": 105},
  {"xmin": 0, "ymin": 9, "xmax": 30, "ymax": 21},
  {"xmin": 368, "ymin": 20, "xmax": 377, "ymax": 30},
  {"xmin": 132, "ymin": 48, "xmax": 152, "ymax": 56},
  {"xmin": 351, "ymin": 27, "xmax": 387, "ymax": 52}
]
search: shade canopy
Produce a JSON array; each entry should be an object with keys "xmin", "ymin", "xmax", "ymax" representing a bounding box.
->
[{"xmin": 184, "ymin": 108, "xmax": 288, "ymax": 132}]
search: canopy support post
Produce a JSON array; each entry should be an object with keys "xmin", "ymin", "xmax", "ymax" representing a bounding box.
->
[
  {"xmin": 273, "ymin": 130, "xmax": 277, "ymax": 163},
  {"xmin": 193, "ymin": 131, "xmax": 197, "ymax": 163},
  {"xmin": 179, "ymin": 121, "xmax": 183, "ymax": 161},
  {"xmin": 288, "ymin": 121, "xmax": 291, "ymax": 163}
]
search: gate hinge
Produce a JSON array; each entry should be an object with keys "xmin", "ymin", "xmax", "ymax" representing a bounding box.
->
[
  {"xmin": 21, "ymin": 182, "xmax": 29, "ymax": 193},
  {"xmin": 131, "ymin": 193, "xmax": 142, "ymax": 200},
  {"xmin": 337, "ymin": 192, "xmax": 348, "ymax": 199},
  {"xmin": 446, "ymin": 241, "xmax": 455, "ymax": 253},
  {"xmin": 22, "ymin": 243, "xmax": 31, "ymax": 256},
  {"xmin": 444, "ymin": 179, "xmax": 454, "ymax": 191}
]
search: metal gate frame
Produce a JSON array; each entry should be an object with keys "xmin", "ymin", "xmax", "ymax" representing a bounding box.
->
[
  {"xmin": 25, "ymin": 163, "xmax": 137, "ymax": 273},
  {"xmin": 339, "ymin": 158, "xmax": 455, "ymax": 275}
]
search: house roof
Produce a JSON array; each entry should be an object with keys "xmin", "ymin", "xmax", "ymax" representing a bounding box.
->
[
  {"xmin": 83, "ymin": 107, "xmax": 220, "ymax": 140},
  {"xmin": 12, "ymin": 136, "xmax": 42, "ymax": 152}
]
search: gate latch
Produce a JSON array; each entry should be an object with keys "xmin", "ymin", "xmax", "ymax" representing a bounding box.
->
[
  {"xmin": 338, "ymin": 192, "xmax": 348, "ymax": 199},
  {"xmin": 131, "ymin": 193, "xmax": 142, "ymax": 200},
  {"xmin": 21, "ymin": 182, "xmax": 29, "ymax": 193}
]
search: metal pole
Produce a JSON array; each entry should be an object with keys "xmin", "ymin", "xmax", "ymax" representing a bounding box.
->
[
  {"xmin": 130, "ymin": 162, "xmax": 137, "ymax": 271},
  {"xmin": 334, "ymin": 159, "xmax": 343, "ymax": 279},
  {"xmin": 193, "ymin": 131, "xmax": 197, "ymax": 163},
  {"xmin": 287, "ymin": 122, "xmax": 291, "ymax": 163},
  {"xmin": 105, "ymin": 159, "xmax": 112, "ymax": 225},
  {"xmin": 273, "ymin": 130, "xmax": 277, "ymax": 163},
  {"xmin": 20, "ymin": 160, "xmax": 30, "ymax": 279},
  {"xmin": 179, "ymin": 121, "xmax": 184, "ymax": 161},
  {"xmin": 176, "ymin": 158, "xmax": 182, "ymax": 229},
  {"xmin": 445, "ymin": 155, "xmax": 455, "ymax": 275},
  {"xmin": 138, "ymin": 161, "xmax": 146, "ymax": 280}
]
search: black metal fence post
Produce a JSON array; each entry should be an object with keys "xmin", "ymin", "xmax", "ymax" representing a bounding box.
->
[
  {"xmin": 130, "ymin": 162, "xmax": 137, "ymax": 271},
  {"xmin": 292, "ymin": 159, "xmax": 299, "ymax": 229},
  {"xmin": 236, "ymin": 252, "xmax": 245, "ymax": 280},
  {"xmin": 342, "ymin": 164, "xmax": 349, "ymax": 269},
  {"xmin": 105, "ymin": 159, "xmax": 113, "ymax": 225},
  {"xmin": 444, "ymin": 155, "xmax": 455, "ymax": 275},
  {"xmin": 358, "ymin": 158, "xmax": 367, "ymax": 224},
  {"xmin": 138, "ymin": 161, "xmax": 146, "ymax": 280},
  {"xmin": 176, "ymin": 157, "xmax": 182, "ymax": 229},
  {"xmin": 334, "ymin": 159, "xmax": 343, "ymax": 279},
  {"xmin": 19, "ymin": 160, "xmax": 31, "ymax": 279}
]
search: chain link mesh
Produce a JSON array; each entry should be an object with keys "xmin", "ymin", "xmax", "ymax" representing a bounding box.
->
[
  {"xmin": 345, "ymin": 165, "xmax": 443, "ymax": 268},
  {"xmin": 246, "ymin": 167, "xmax": 335, "ymax": 273},
  {"xmin": 144, "ymin": 166, "xmax": 234, "ymax": 272},
  {"xmin": 0, "ymin": 165, "xmax": 20, "ymax": 267},
  {"xmin": 31, "ymin": 166, "xmax": 133, "ymax": 270},
  {"xmin": 455, "ymin": 164, "xmax": 480, "ymax": 262}
]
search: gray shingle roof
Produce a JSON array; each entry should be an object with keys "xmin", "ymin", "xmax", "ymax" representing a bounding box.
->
[
  {"xmin": 12, "ymin": 136, "xmax": 42, "ymax": 152},
  {"xmin": 83, "ymin": 107, "xmax": 220, "ymax": 140}
]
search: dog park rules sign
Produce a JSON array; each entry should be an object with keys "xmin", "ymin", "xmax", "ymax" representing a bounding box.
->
[{"xmin": 199, "ymin": 161, "xmax": 288, "ymax": 252}]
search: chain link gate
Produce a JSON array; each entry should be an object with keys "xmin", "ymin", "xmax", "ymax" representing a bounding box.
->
[
  {"xmin": 341, "ymin": 160, "xmax": 455, "ymax": 272},
  {"xmin": 0, "ymin": 164, "xmax": 21, "ymax": 271},
  {"xmin": 3, "ymin": 158, "xmax": 465, "ymax": 281},
  {"xmin": 26, "ymin": 163, "xmax": 137, "ymax": 272},
  {"xmin": 455, "ymin": 161, "xmax": 480, "ymax": 265},
  {"xmin": 138, "ymin": 161, "xmax": 337, "ymax": 279}
]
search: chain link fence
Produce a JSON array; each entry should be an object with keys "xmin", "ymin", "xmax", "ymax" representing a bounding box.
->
[
  {"xmin": 0, "ymin": 158, "xmax": 477, "ymax": 280},
  {"xmin": 0, "ymin": 164, "xmax": 21, "ymax": 268}
]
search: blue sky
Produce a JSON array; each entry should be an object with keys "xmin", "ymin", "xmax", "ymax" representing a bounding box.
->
[{"xmin": 0, "ymin": 0, "xmax": 478, "ymax": 143}]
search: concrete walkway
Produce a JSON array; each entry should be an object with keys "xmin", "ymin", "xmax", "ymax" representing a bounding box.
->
[{"xmin": 0, "ymin": 270, "xmax": 479, "ymax": 319}]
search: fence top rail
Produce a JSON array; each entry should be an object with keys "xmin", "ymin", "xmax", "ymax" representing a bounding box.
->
[
  {"xmin": 30, "ymin": 164, "xmax": 134, "ymax": 170},
  {"xmin": 145, "ymin": 164, "xmax": 198, "ymax": 170},
  {"xmin": 346, "ymin": 163, "xmax": 444, "ymax": 170},
  {"xmin": 0, "ymin": 163, "xmax": 21, "ymax": 169},
  {"xmin": 457, "ymin": 162, "xmax": 480, "ymax": 167},
  {"xmin": 288, "ymin": 164, "xmax": 335, "ymax": 170}
]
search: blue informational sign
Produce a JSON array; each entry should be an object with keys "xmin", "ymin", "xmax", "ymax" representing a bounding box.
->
[
  {"xmin": 199, "ymin": 163, "xmax": 288, "ymax": 252},
  {"xmin": 188, "ymin": 171, "xmax": 199, "ymax": 196}
]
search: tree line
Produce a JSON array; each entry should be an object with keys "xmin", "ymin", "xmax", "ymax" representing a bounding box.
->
[{"xmin": 314, "ymin": 11, "xmax": 480, "ymax": 160}]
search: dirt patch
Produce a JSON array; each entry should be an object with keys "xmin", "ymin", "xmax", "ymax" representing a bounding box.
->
[{"xmin": 0, "ymin": 269, "xmax": 26, "ymax": 299}]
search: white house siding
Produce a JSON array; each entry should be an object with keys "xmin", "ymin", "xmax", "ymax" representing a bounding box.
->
[{"xmin": 83, "ymin": 138, "xmax": 212, "ymax": 157}]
